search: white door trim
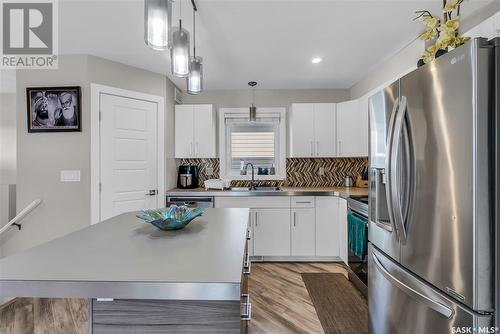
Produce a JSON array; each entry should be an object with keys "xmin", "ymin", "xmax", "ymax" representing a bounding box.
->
[{"xmin": 90, "ymin": 83, "xmax": 165, "ymax": 225}]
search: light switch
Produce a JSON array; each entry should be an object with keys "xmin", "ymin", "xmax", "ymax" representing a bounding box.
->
[
  {"xmin": 60, "ymin": 170, "xmax": 81, "ymax": 182},
  {"xmin": 319, "ymin": 167, "xmax": 325, "ymax": 176}
]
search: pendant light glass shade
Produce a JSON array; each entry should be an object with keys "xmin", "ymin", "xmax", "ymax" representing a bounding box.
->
[
  {"xmin": 187, "ymin": 56, "xmax": 203, "ymax": 94},
  {"xmin": 144, "ymin": 0, "xmax": 173, "ymax": 50},
  {"xmin": 170, "ymin": 21, "xmax": 190, "ymax": 78},
  {"xmin": 248, "ymin": 81, "xmax": 257, "ymax": 122}
]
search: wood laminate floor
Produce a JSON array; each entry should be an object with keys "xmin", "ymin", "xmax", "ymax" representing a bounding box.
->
[
  {"xmin": 248, "ymin": 262, "xmax": 348, "ymax": 334},
  {"xmin": 0, "ymin": 262, "xmax": 349, "ymax": 334}
]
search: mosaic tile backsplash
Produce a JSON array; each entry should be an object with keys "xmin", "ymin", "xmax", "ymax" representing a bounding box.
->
[{"xmin": 178, "ymin": 158, "xmax": 368, "ymax": 188}]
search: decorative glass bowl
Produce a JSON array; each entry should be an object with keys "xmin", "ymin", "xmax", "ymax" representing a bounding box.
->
[{"xmin": 136, "ymin": 205, "xmax": 204, "ymax": 231}]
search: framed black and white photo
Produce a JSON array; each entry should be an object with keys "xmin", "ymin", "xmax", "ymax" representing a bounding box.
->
[{"xmin": 27, "ymin": 86, "xmax": 81, "ymax": 132}]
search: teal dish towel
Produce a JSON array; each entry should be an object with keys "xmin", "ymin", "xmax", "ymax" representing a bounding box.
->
[{"xmin": 347, "ymin": 212, "xmax": 368, "ymax": 259}]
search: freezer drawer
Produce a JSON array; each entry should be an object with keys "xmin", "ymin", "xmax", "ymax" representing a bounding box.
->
[{"xmin": 368, "ymin": 244, "xmax": 492, "ymax": 334}]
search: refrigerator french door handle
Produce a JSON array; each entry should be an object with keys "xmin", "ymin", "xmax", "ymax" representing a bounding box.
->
[
  {"xmin": 385, "ymin": 97, "xmax": 400, "ymax": 238},
  {"xmin": 372, "ymin": 251, "xmax": 454, "ymax": 319},
  {"xmin": 403, "ymin": 101, "xmax": 417, "ymax": 241},
  {"xmin": 390, "ymin": 96, "xmax": 408, "ymax": 242}
]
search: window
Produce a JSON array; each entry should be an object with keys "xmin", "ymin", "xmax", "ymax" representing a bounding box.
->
[{"xmin": 219, "ymin": 108, "xmax": 286, "ymax": 180}]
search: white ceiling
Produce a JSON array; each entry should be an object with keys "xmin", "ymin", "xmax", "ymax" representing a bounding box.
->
[{"xmin": 58, "ymin": 0, "xmax": 493, "ymax": 91}]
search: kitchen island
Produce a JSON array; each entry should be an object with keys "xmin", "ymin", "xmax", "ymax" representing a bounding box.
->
[{"xmin": 0, "ymin": 208, "xmax": 251, "ymax": 333}]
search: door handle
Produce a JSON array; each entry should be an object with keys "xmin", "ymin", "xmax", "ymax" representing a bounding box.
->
[
  {"xmin": 390, "ymin": 96, "xmax": 408, "ymax": 242},
  {"xmin": 372, "ymin": 251, "xmax": 454, "ymax": 319},
  {"xmin": 146, "ymin": 189, "xmax": 158, "ymax": 196},
  {"xmin": 385, "ymin": 97, "xmax": 400, "ymax": 239}
]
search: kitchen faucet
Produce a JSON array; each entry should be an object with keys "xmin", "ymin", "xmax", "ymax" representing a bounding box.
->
[{"xmin": 241, "ymin": 162, "xmax": 257, "ymax": 190}]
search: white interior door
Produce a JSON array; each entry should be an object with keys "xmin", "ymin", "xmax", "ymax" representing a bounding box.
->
[{"xmin": 100, "ymin": 94, "xmax": 158, "ymax": 221}]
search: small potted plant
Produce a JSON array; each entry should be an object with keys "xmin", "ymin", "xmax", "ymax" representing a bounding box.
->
[{"xmin": 415, "ymin": 0, "xmax": 470, "ymax": 66}]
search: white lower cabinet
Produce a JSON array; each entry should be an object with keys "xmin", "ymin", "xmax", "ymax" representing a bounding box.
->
[
  {"xmin": 215, "ymin": 195, "xmax": 347, "ymax": 260},
  {"xmin": 253, "ymin": 209, "xmax": 291, "ymax": 256},
  {"xmin": 291, "ymin": 208, "xmax": 316, "ymax": 256},
  {"xmin": 315, "ymin": 197, "xmax": 340, "ymax": 257},
  {"xmin": 338, "ymin": 198, "xmax": 348, "ymax": 264}
]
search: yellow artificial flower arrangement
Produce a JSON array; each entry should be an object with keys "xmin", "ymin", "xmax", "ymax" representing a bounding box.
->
[{"xmin": 414, "ymin": 0, "xmax": 470, "ymax": 65}]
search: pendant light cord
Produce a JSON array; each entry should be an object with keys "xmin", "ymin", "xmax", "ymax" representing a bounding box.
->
[
  {"xmin": 179, "ymin": 0, "xmax": 182, "ymax": 30},
  {"xmin": 193, "ymin": 7, "xmax": 196, "ymax": 57}
]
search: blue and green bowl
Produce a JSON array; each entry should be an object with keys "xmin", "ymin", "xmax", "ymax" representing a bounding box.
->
[{"xmin": 136, "ymin": 205, "xmax": 204, "ymax": 231}]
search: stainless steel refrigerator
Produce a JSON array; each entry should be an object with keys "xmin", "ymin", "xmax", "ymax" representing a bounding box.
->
[{"xmin": 368, "ymin": 37, "xmax": 497, "ymax": 333}]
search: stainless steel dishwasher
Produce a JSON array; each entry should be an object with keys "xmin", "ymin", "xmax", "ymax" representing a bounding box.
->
[{"xmin": 166, "ymin": 196, "xmax": 214, "ymax": 208}]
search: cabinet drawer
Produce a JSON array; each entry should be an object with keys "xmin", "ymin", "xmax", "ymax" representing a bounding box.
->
[{"xmin": 291, "ymin": 196, "xmax": 315, "ymax": 208}]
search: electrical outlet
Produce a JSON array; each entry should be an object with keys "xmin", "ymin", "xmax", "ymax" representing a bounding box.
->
[
  {"xmin": 206, "ymin": 166, "xmax": 214, "ymax": 176},
  {"xmin": 318, "ymin": 167, "xmax": 325, "ymax": 176}
]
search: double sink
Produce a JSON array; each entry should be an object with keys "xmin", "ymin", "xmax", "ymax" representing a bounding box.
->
[{"xmin": 230, "ymin": 186, "xmax": 283, "ymax": 192}]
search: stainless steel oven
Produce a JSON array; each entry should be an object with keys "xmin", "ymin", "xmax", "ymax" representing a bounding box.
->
[{"xmin": 347, "ymin": 195, "xmax": 368, "ymax": 297}]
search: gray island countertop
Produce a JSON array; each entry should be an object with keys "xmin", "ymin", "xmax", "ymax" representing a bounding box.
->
[{"xmin": 0, "ymin": 208, "xmax": 250, "ymax": 301}]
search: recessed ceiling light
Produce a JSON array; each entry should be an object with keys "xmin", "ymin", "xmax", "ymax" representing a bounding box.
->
[{"xmin": 311, "ymin": 57, "xmax": 323, "ymax": 64}]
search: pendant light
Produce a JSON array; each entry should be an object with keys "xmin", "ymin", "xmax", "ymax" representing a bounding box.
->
[
  {"xmin": 170, "ymin": 0, "xmax": 190, "ymax": 77},
  {"xmin": 248, "ymin": 81, "xmax": 257, "ymax": 122},
  {"xmin": 187, "ymin": 6, "xmax": 203, "ymax": 94},
  {"xmin": 144, "ymin": 0, "xmax": 173, "ymax": 50}
]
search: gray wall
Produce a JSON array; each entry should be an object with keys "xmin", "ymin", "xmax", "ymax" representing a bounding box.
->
[
  {"xmin": 0, "ymin": 93, "xmax": 17, "ymax": 253},
  {"xmin": 0, "ymin": 55, "xmax": 177, "ymax": 257},
  {"xmin": 350, "ymin": 3, "xmax": 500, "ymax": 99},
  {"xmin": 182, "ymin": 88, "xmax": 350, "ymax": 108},
  {"xmin": 86, "ymin": 56, "xmax": 178, "ymax": 191},
  {"xmin": 0, "ymin": 93, "xmax": 16, "ymax": 185}
]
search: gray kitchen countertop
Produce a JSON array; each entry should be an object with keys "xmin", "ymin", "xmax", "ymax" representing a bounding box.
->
[
  {"xmin": 0, "ymin": 208, "xmax": 249, "ymax": 301},
  {"xmin": 166, "ymin": 186, "xmax": 369, "ymax": 199}
]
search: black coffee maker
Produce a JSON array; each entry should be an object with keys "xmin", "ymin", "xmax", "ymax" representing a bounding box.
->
[{"xmin": 177, "ymin": 165, "xmax": 199, "ymax": 189}]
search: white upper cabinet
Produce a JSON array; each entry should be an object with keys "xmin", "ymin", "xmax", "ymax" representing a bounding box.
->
[
  {"xmin": 289, "ymin": 103, "xmax": 314, "ymax": 157},
  {"xmin": 314, "ymin": 103, "xmax": 336, "ymax": 157},
  {"xmin": 336, "ymin": 99, "xmax": 368, "ymax": 157},
  {"xmin": 289, "ymin": 103, "xmax": 336, "ymax": 157},
  {"xmin": 175, "ymin": 104, "xmax": 216, "ymax": 158},
  {"xmin": 175, "ymin": 104, "xmax": 194, "ymax": 158}
]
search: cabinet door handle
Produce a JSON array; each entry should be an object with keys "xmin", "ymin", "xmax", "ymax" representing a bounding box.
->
[
  {"xmin": 295, "ymin": 201, "xmax": 311, "ymax": 204},
  {"xmin": 338, "ymin": 140, "xmax": 342, "ymax": 156},
  {"xmin": 243, "ymin": 252, "xmax": 251, "ymax": 275},
  {"xmin": 254, "ymin": 212, "xmax": 258, "ymax": 227},
  {"xmin": 293, "ymin": 211, "xmax": 297, "ymax": 227},
  {"xmin": 190, "ymin": 142, "xmax": 193, "ymax": 157},
  {"xmin": 316, "ymin": 141, "xmax": 319, "ymax": 156},
  {"xmin": 195, "ymin": 142, "xmax": 199, "ymax": 156},
  {"xmin": 310, "ymin": 141, "xmax": 314, "ymax": 157},
  {"xmin": 241, "ymin": 294, "xmax": 252, "ymax": 321}
]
